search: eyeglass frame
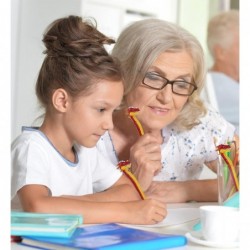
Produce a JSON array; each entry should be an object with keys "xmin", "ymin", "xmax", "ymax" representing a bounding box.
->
[{"xmin": 142, "ymin": 72, "xmax": 198, "ymax": 96}]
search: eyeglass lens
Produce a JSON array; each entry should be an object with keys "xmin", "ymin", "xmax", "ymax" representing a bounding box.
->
[{"xmin": 143, "ymin": 73, "xmax": 196, "ymax": 96}]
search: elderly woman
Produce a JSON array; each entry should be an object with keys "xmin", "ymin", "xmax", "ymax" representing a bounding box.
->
[{"xmin": 97, "ymin": 18, "xmax": 238, "ymax": 202}]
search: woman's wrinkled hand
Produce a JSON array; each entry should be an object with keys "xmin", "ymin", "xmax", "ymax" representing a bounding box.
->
[
  {"xmin": 130, "ymin": 134, "xmax": 162, "ymax": 191},
  {"xmin": 145, "ymin": 181, "xmax": 190, "ymax": 203}
]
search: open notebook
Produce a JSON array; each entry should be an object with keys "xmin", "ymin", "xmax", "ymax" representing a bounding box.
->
[{"xmin": 129, "ymin": 207, "xmax": 200, "ymax": 228}]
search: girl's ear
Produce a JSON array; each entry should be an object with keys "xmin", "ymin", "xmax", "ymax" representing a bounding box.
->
[{"xmin": 52, "ymin": 88, "xmax": 69, "ymax": 112}]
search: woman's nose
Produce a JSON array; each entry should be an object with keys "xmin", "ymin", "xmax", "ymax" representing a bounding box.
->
[{"xmin": 156, "ymin": 84, "xmax": 173, "ymax": 103}]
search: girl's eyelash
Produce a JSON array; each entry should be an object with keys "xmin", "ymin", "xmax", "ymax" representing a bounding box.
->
[{"xmin": 98, "ymin": 108, "xmax": 105, "ymax": 112}]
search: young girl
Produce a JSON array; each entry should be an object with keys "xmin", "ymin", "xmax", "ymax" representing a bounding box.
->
[{"xmin": 11, "ymin": 16, "xmax": 166, "ymax": 225}]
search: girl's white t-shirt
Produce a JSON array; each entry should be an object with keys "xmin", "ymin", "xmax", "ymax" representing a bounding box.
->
[{"xmin": 11, "ymin": 127, "xmax": 122, "ymax": 210}]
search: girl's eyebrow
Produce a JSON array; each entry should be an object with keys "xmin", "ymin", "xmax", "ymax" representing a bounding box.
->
[
  {"xmin": 94, "ymin": 100, "xmax": 118, "ymax": 108},
  {"xmin": 94, "ymin": 100, "xmax": 111, "ymax": 106}
]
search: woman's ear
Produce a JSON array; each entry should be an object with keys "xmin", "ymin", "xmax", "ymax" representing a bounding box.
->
[{"xmin": 52, "ymin": 88, "xmax": 69, "ymax": 112}]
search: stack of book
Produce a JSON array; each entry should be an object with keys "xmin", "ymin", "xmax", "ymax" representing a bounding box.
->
[
  {"xmin": 11, "ymin": 211, "xmax": 83, "ymax": 238},
  {"xmin": 11, "ymin": 211, "xmax": 187, "ymax": 249}
]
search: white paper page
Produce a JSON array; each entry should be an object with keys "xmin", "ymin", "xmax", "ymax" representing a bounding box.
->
[{"xmin": 129, "ymin": 207, "xmax": 200, "ymax": 228}]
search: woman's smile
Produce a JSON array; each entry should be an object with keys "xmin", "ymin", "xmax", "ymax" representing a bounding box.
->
[{"xmin": 149, "ymin": 106, "xmax": 172, "ymax": 116}]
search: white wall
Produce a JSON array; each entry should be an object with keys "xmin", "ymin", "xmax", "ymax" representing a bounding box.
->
[
  {"xmin": 11, "ymin": 0, "xmax": 84, "ymax": 140},
  {"xmin": 178, "ymin": 0, "xmax": 210, "ymax": 61}
]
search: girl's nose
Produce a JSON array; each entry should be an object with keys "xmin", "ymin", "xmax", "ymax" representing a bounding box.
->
[{"xmin": 102, "ymin": 115, "xmax": 114, "ymax": 131}]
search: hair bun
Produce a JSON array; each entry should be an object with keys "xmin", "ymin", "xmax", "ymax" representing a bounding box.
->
[{"xmin": 42, "ymin": 16, "xmax": 115, "ymax": 58}]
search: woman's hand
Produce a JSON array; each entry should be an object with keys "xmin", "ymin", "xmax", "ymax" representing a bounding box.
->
[
  {"xmin": 146, "ymin": 179, "xmax": 218, "ymax": 203},
  {"xmin": 129, "ymin": 134, "xmax": 162, "ymax": 191},
  {"xmin": 146, "ymin": 181, "xmax": 189, "ymax": 203}
]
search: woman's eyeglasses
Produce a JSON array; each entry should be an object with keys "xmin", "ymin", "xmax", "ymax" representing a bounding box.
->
[{"xmin": 142, "ymin": 72, "xmax": 197, "ymax": 96}]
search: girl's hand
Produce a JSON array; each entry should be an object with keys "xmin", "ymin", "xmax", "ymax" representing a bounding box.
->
[
  {"xmin": 124, "ymin": 199, "xmax": 167, "ymax": 225},
  {"xmin": 130, "ymin": 134, "xmax": 162, "ymax": 191}
]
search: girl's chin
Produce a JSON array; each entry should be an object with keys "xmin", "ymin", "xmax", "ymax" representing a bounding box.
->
[{"xmin": 80, "ymin": 140, "xmax": 98, "ymax": 148}]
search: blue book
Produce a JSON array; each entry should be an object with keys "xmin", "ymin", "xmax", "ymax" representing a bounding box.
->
[
  {"xmin": 11, "ymin": 211, "xmax": 83, "ymax": 238},
  {"xmin": 21, "ymin": 223, "xmax": 187, "ymax": 250}
]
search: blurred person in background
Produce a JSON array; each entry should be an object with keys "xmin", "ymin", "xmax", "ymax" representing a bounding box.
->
[{"xmin": 206, "ymin": 10, "xmax": 239, "ymax": 133}]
